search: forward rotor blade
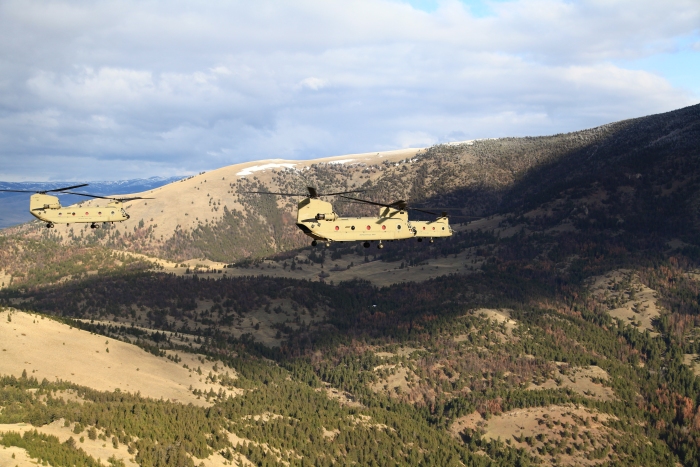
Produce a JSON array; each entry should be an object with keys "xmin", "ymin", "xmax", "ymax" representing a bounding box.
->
[
  {"xmin": 389, "ymin": 200, "xmax": 408, "ymax": 210},
  {"xmin": 321, "ymin": 189, "xmax": 368, "ymax": 196},
  {"xmin": 60, "ymin": 191, "xmax": 115, "ymax": 200},
  {"xmin": 242, "ymin": 191, "xmax": 306, "ymax": 196},
  {"xmin": 116, "ymin": 197, "xmax": 154, "ymax": 202},
  {"xmin": 0, "ymin": 183, "xmax": 89, "ymax": 194},
  {"xmin": 62, "ymin": 191, "xmax": 154, "ymax": 202},
  {"xmin": 340, "ymin": 196, "xmax": 396, "ymax": 209},
  {"xmin": 47, "ymin": 183, "xmax": 89, "ymax": 192}
]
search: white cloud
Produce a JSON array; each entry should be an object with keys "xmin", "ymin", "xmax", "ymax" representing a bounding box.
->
[
  {"xmin": 0, "ymin": 0, "xmax": 698, "ymax": 180},
  {"xmin": 395, "ymin": 130, "xmax": 437, "ymax": 148},
  {"xmin": 299, "ymin": 77, "xmax": 328, "ymax": 90}
]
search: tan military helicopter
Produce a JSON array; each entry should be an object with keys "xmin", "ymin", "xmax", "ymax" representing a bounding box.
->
[
  {"xmin": 245, "ymin": 187, "xmax": 453, "ymax": 249},
  {"xmin": 0, "ymin": 183, "xmax": 151, "ymax": 229}
]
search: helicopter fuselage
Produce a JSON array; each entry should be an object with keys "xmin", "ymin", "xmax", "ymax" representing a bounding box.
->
[
  {"xmin": 295, "ymin": 198, "xmax": 451, "ymax": 243},
  {"xmin": 29, "ymin": 193, "xmax": 130, "ymax": 226}
]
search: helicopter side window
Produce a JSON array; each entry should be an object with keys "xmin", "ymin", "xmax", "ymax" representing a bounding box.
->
[
  {"xmin": 397, "ymin": 225, "xmax": 401, "ymax": 230},
  {"xmin": 351, "ymin": 226, "xmax": 355, "ymax": 230}
]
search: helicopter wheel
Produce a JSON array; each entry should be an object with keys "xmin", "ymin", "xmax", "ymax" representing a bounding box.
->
[
  {"xmin": 363, "ymin": 241, "xmax": 370, "ymax": 248},
  {"xmin": 377, "ymin": 242, "xmax": 384, "ymax": 249},
  {"xmin": 311, "ymin": 240, "xmax": 317, "ymax": 247},
  {"xmin": 417, "ymin": 238, "xmax": 423, "ymax": 242},
  {"xmin": 90, "ymin": 223, "xmax": 99, "ymax": 229},
  {"xmin": 325, "ymin": 242, "xmax": 331, "ymax": 248},
  {"xmin": 46, "ymin": 222, "xmax": 54, "ymax": 229},
  {"xmin": 429, "ymin": 238, "xmax": 434, "ymax": 243}
]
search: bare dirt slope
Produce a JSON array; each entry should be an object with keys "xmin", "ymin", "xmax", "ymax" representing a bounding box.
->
[{"xmin": 0, "ymin": 309, "xmax": 236, "ymax": 406}]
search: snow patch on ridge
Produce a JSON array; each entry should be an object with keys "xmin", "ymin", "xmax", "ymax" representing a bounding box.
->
[
  {"xmin": 236, "ymin": 163, "xmax": 297, "ymax": 177},
  {"xmin": 327, "ymin": 159, "xmax": 355, "ymax": 165}
]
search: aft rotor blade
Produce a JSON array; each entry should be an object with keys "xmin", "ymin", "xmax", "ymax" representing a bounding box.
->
[
  {"xmin": 407, "ymin": 207, "xmax": 439, "ymax": 216},
  {"xmin": 0, "ymin": 189, "xmax": 38, "ymax": 193}
]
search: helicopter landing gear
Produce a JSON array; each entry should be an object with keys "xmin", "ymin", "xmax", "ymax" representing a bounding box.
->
[
  {"xmin": 417, "ymin": 238, "xmax": 423, "ymax": 242},
  {"xmin": 45, "ymin": 222, "xmax": 54, "ymax": 228},
  {"xmin": 429, "ymin": 238, "xmax": 434, "ymax": 243},
  {"xmin": 363, "ymin": 241, "xmax": 370, "ymax": 248},
  {"xmin": 90, "ymin": 223, "xmax": 99, "ymax": 229},
  {"xmin": 377, "ymin": 242, "xmax": 384, "ymax": 249},
  {"xmin": 311, "ymin": 240, "xmax": 318, "ymax": 247},
  {"xmin": 325, "ymin": 242, "xmax": 331, "ymax": 248}
]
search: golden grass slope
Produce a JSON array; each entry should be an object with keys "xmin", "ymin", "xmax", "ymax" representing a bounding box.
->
[{"xmin": 0, "ymin": 309, "xmax": 237, "ymax": 406}]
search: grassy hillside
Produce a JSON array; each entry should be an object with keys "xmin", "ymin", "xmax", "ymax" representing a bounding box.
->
[{"xmin": 1, "ymin": 104, "xmax": 700, "ymax": 466}]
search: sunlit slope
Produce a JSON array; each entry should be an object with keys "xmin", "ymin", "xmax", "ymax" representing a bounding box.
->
[
  {"xmin": 118, "ymin": 148, "xmax": 421, "ymax": 238},
  {"xmin": 0, "ymin": 309, "xmax": 236, "ymax": 406}
]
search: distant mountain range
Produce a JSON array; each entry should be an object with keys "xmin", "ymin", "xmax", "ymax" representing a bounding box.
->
[{"xmin": 0, "ymin": 176, "xmax": 184, "ymax": 229}]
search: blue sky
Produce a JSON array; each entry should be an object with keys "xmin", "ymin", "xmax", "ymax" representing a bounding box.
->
[
  {"xmin": 399, "ymin": 0, "xmax": 509, "ymax": 16},
  {"xmin": 0, "ymin": 0, "xmax": 698, "ymax": 181}
]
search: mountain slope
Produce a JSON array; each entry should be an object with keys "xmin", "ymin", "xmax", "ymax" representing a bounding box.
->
[
  {"xmin": 2, "ymin": 105, "xmax": 700, "ymax": 466},
  {"xmin": 3, "ymin": 104, "xmax": 699, "ymax": 269}
]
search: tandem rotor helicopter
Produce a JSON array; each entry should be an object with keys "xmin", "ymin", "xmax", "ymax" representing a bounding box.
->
[
  {"xmin": 0, "ymin": 184, "xmax": 152, "ymax": 229},
  {"xmin": 244, "ymin": 187, "xmax": 459, "ymax": 249}
]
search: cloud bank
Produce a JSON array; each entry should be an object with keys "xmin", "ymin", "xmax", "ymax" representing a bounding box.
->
[{"xmin": 0, "ymin": 0, "xmax": 698, "ymax": 180}]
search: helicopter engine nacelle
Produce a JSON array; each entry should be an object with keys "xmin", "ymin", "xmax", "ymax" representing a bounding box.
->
[{"xmin": 29, "ymin": 193, "xmax": 61, "ymax": 211}]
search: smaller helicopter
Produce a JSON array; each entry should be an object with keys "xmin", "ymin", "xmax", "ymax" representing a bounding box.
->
[
  {"xmin": 0, "ymin": 184, "xmax": 152, "ymax": 229},
  {"xmin": 244, "ymin": 187, "xmax": 454, "ymax": 248}
]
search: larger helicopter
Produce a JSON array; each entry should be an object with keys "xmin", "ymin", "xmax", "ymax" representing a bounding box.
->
[
  {"xmin": 244, "ymin": 187, "xmax": 453, "ymax": 249},
  {"xmin": 0, "ymin": 184, "xmax": 151, "ymax": 229}
]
